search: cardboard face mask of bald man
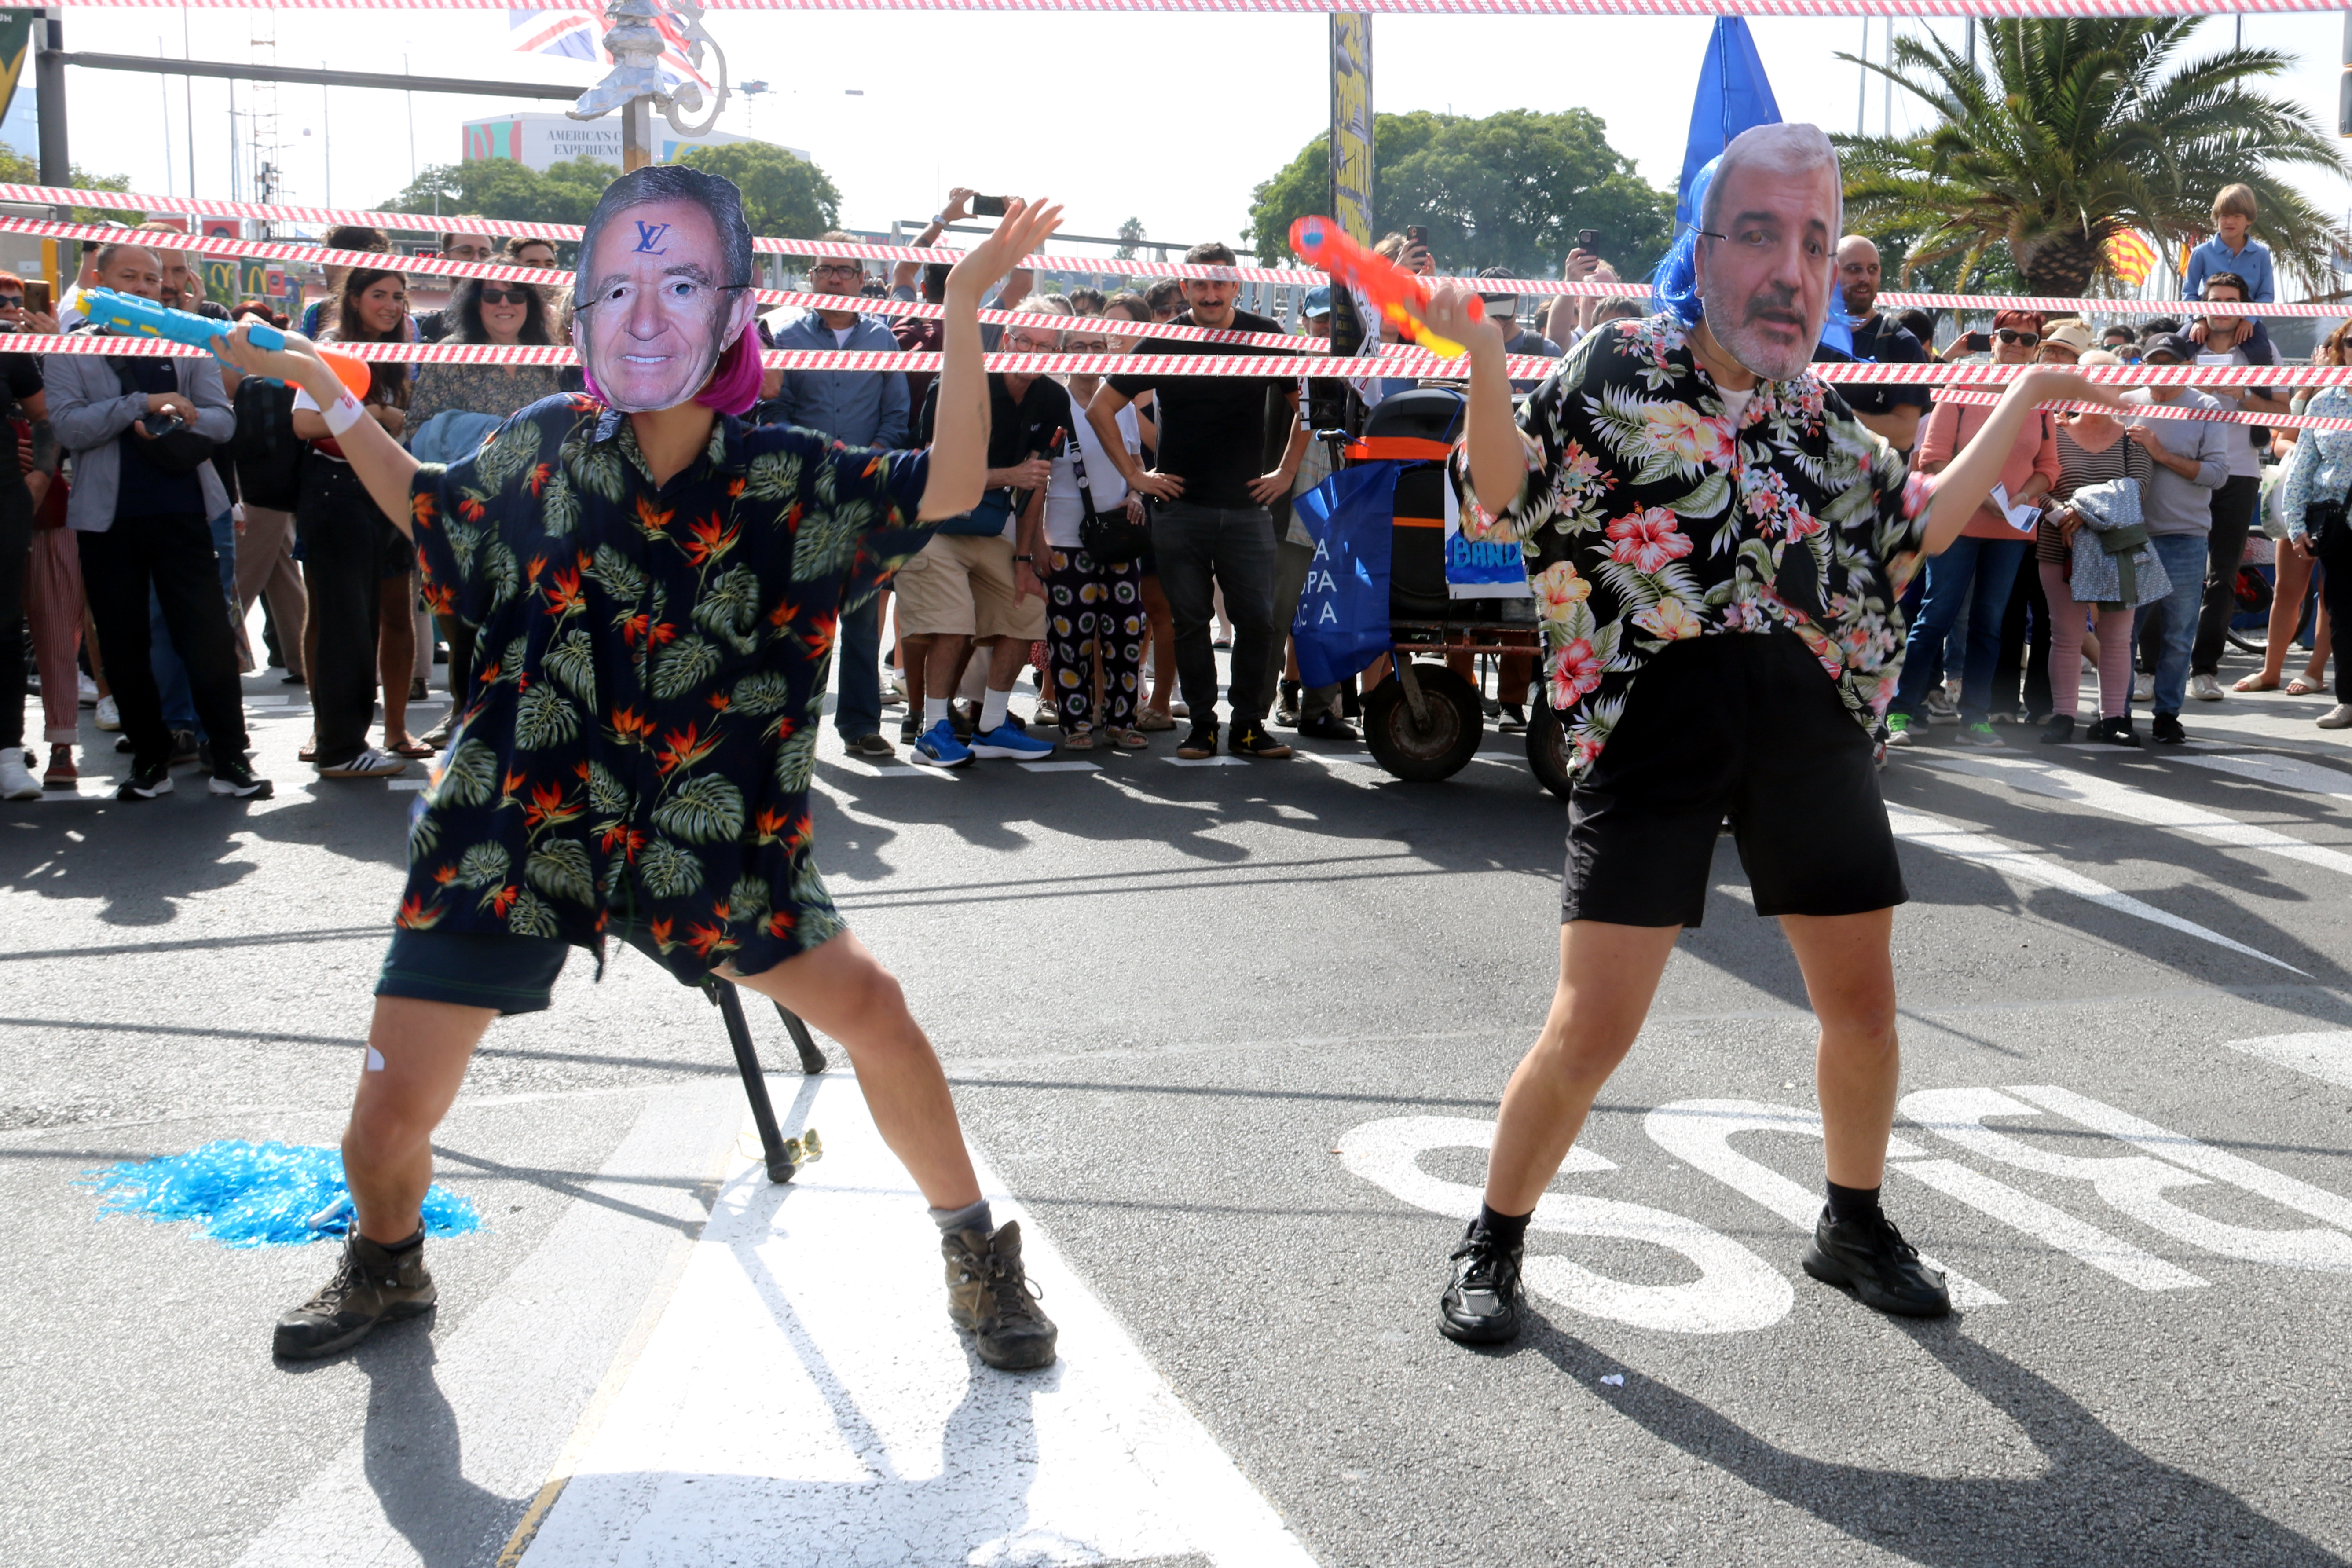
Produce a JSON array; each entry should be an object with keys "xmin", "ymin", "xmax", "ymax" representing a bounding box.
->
[{"xmin": 572, "ymin": 165, "xmax": 760, "ymax": 414}]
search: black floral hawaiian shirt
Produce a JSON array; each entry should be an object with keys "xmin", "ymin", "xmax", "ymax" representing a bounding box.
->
[
  {"xmin": 402, "ymin": 392, "xmax": 931, "ymax": 981},
  {"xmin": 1451, "ymin": 312, "xmax": 1929, "ymax": 779}
]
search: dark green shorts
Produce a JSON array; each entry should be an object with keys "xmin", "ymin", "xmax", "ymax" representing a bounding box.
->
[{"xmin": 374, "ymin": 922, "xmax": 685, "ymax": 1015}]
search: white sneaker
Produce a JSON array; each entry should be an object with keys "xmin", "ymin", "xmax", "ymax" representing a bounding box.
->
[
  {"xmin": 2132, "ymin": 672, "xmax": 2155, "ymax": 703},
  {"xmin": 2188, "ymin": 673, "xmax": 2224, "ymax": 702},
  {"xmin": 318, "ymin": 746, "xmax": 407, "ymax": 779},
  {"xmin": 0, "ymin": 750, "xmax": 37, "ymax": 800},
  {"xmin": 94, "ymin": 695, "xmax": 121, "ymax": 731},
  {"xmin": 78, "ymin": 672, "xmax": 99, "ymax": 707}
]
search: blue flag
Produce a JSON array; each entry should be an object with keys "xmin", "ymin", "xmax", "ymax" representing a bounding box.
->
[
  {"xmin": 1290, "ymin": 462, "xmax": 1403, "ymax": 689},
  {"xmin": 1676, "ymin": 18, "xmax": 1781, "ymax": 231}
]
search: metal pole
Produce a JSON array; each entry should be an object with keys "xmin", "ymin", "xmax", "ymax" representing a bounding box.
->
[
  {"xmin": 182, "ymin": 7, "xmax": 194, "ymax": 200},
  {"xmin": 404, "ymin": 53, "xmax": 417, "ymax": 185},
  {"xmin": 158, "ymin": 37, "xmax": 172, "ymax": 197},
  {"xmin": 622, "ymin": 95, "xmax": 652, "ymax": 172},
  {"xmin": 712, "ymin": 985, "xmax": 798, "ymax": 1183},
  {"xmin": 35, "ymin": 8, "xmax": 68, "ymax": 214},
  {"xmin": 1856, "ymin": 19, "xmax": 1868, "ymax": 137},
  {"xmin": 321, "ymin": 66, "xmax": 330, "ymax": 207}
]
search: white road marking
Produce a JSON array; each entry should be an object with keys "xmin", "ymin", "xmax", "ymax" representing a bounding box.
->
[
  {"xmin": 520, "ymin": 1074, "xmax": 1315, "ymax": 1568},
  {"xmin": 2007, "ymin": 1083, "xmax": 2352, "ymax": 1235},
  {"xmin": 1883, "ymin": 805, "xmax": 2306, "ymax": 973},
  {"xmin": 388, "ymin": 779, "xmax": 427, "ymax": 792},
  {"xmin": 1016, "ymin": 759, "xmax": 1100, "ymax": 773},
  {"xmin": 1884, "ymin": 1156, "xmax": 2208, "ymax": 1291},
  {"xmin": 2224, "ymin": 1029, "xmax": 2352, "ymax": 1089},
  {"xmin": 1642, "ymin": 1100, "xmax": 2003, "ymax": 1307},
  {"xmin": 227, "ymin": 1080, "xmax": 744, "ymax": 1568},
  {"xmin": 1166, "ymin": 755, "xmax": 1249, "ymax": 768},
  {"xmin": 1907, "ymin": 1086, "xmax": 2352, "ymax": 1274},
  {"xmin": 1338, "ymin": 1116, "xmax": 1793, "ymax": 1335},
  {"xmin": 1916, "ymin": 753, "xmax": 2352, "ymax": 878},
  {"xmin": 2179, "ymin": 751, "xmax": 2352, "ymax": 799}
]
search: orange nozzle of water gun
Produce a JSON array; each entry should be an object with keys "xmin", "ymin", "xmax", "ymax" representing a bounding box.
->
[
  {"xmin": 319, "ymin": 350, "xmax": 373, "ymax": 399},
  {"xmin": 1289, "ymin": 215, "xmax": 1483, "ymax": 357}
]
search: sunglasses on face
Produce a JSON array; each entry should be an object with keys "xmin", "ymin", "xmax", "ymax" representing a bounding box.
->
[
  {"xmin": 1995, "ymin": 328, "xmax": 2041, "ymax": 347},
  {"xmin": 478, "ymin": 287, "xmax": 531, "ymax": 306},
  {"xmin": 0, "ymin": 296, "xmax": 22, "ymax": 310}
]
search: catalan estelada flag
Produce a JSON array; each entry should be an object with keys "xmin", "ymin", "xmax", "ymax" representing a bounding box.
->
[{"xmin": 2105, "ymin": 231, "xmax": 2159, "ymax": 289}]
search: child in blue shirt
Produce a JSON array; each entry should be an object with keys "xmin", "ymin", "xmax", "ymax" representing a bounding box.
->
[{"xmin": 2185, "ymin": 183, "xmax": 2275, "ymax": 359}]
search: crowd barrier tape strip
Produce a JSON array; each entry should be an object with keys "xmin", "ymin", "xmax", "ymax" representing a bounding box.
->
[
  {"xmin": 43, "ymin": 0, "xmax": 2352, "ymax": 21},
  {"xmin": 15, "ymin": 185, "xmax": 2352, "ymax": 319}
]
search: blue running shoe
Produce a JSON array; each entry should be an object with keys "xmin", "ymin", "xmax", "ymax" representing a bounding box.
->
[
  {"xmin": 912, "ymin": 720, "xmax": 974, "ymax": 769},
  {"xmin": 971, "ymin": 721, "xmax": 1054, "ymax": 760}
]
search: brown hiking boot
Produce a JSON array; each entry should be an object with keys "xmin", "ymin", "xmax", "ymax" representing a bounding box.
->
[
  {"xmin": 941, "ymin": 1221, "xmax": 1059, "ymax": 1371},
  {"xmin": 272, "ymin": 1231, "xmax": 437, "ymax": 1360}
]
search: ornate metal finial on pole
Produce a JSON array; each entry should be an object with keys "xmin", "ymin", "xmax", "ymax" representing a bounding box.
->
[{"xmin": 568, "ymin": 0, "xmax": 732, "ymax": 172}]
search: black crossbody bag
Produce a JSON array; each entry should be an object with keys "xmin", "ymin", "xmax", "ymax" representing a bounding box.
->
[
  {"xmin": 2306, "ymin": 498, "xmax": 2347, "ymax": 553},
  {"xmin": 1070, "ymin": 430, "xmax": 1151, "ymax": 564}
]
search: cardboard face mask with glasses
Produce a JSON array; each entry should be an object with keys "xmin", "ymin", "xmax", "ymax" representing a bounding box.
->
[{"xmin": 570, "ymin": 165, "xmax": 762, "ymax": 415}]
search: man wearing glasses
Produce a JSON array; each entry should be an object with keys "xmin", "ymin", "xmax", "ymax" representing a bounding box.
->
[
  {"xmin": 415, "ymin": 222, "xmax": 498, "ymax": 342},
  {"xmin": 756, "ymin": 231, "xmax": 913, "ymax": 760}
]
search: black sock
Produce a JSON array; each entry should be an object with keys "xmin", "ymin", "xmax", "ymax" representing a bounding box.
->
[
  {"xmin": 1824, "ymin": 1180, "xmax": 1882, "ymax": 1226},
  {"xmin": 1473, "ymin": 1202, "xmax": 1533, "ymax": 1251}
]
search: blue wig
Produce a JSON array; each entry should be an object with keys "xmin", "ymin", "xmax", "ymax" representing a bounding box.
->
[{"xmin": 1649, "ymin": 151, "xmax": 1854, "ymax": 356}]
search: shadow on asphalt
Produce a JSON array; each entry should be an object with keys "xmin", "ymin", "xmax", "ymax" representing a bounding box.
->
[{"xmin": 1523, "ymin": 1322, "xmax": 2343, "ymax": 1565}]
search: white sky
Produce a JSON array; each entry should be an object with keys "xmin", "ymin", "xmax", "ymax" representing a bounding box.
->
[{"xmin": 47, "ymin": 8, "xmax": 2352, "ymax": 266}]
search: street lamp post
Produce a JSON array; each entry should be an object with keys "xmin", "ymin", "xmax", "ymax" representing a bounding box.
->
[{"xmin": 568, "ymin": 0, "xmax": 733, "ymax": 172}]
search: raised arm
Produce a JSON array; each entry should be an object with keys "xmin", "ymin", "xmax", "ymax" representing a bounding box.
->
[
  {"xmin": 1418, "ymin": 282, "xmax": 1521, "ymax": 517},
  {"xmin": 1922, "ymin": 370, "xmax": 2120, "ymax": 555},
  {"xmin": 919, "ymin": 198, "xmax": 1062, "ymax": 522}
]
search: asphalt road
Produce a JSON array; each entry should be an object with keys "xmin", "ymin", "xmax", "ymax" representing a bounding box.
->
[{"xmin": 4, "ymin": 644, "xmax": 2349, "ymax": 1568}]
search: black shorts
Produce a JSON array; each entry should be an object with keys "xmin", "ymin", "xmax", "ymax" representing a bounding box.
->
[
  {"xmin": 376, "ymin": 916, "xmax": 701, "ymax": 1016},
  {"xmin": 1562, "ymin": 631, "xmax": 1906, "ymax": 929}
]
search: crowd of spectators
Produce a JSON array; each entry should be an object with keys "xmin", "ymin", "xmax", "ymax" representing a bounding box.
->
[{"xmin": 0, "ymin": 179, "xmax": 2343, "ymax": 803}]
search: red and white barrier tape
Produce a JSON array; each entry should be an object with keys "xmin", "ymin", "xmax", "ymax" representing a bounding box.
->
[
  {"xmin": 1929, "ymin": 386, "xmax": 2352, "ymax": 432},
  {"xmin": 41, "ymin": 0, "xmax": 2352, "ymax": 19},
  {"xmin": 17, "ymin": 183, "xmax": 2349, "ymax": 317}
]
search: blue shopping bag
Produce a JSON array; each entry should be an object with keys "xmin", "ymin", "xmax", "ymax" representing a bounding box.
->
[{"xmin": 1291, "ymin": 461, "xmax": 1403, "ymax": 689}]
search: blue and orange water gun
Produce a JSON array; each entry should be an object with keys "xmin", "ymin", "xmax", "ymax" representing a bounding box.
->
[
  {"xmin": 1290, "ymin": 216, "xmax": 1484, "ymax": 358},
  {"xmin": 80, "ymin": 287, "xmax": 373, "ymax": 396}
]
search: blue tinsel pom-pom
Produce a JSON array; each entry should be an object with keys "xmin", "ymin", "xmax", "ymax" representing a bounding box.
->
[{"xmin": 82, "ymin": 1140, "xmax": 482, "ymax": 1249}]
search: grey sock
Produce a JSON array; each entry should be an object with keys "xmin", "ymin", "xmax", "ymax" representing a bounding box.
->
[{"xmin": 930, "ymin": 1198, "xmax": 993, "ymax": 1236}]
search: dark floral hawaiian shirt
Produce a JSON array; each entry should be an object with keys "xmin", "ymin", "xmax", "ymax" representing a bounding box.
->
[
  {"xmin": 1451, "ymin": 313, "xmax": 1929, "ymax": 778},
  {"xmin": 403, "ymin": 392, "xmax": 931, "ymax": 981}
]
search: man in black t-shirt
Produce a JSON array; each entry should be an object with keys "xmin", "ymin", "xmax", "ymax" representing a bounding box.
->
[
  {"xmin": 1087, "ymin": 241, "xmax": 1308, "ymax": 759},
  {"xmin": 1821, "ymin": 237, "xmax": 1931, "ymax": 454}
]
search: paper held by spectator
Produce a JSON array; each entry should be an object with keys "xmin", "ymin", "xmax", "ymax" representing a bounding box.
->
[{"xmin": 1989, "ymin": 483, "xmax": 2040, "ymax": 535}]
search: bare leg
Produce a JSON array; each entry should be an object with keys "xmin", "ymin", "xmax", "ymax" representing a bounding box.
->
[
  {"xmin": 985, "ymin": 634, "xmax": 1026, "ymax": 693},
  {"xmin": 1781, "ymin": 909, "xmax": 1900, "ymax": 1189},
  {"xmin": 1140, "ymin": 575, "xmax": 1176, "ymax": 715},
  {"xmin": 722, "ymin": 931, "xmax": 981, "ymax": 1209},
  {"xmin": 1482, "ymin": 921, "xmax": 1681, "ymax": 1214},
  {"xmin": 923, "ymin": 633, "xmax": 974, "ymax": 710},
  {"xmin": 2253, "ymin": 547, "xmax": 2315, "ymax": 686},
  {"xmin": 342, "ymin": 996, "xmax": 498, "ymax": 1244}
]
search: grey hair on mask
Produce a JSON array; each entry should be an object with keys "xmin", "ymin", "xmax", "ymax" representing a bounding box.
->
[{"xmin": 1701, "ymin": 123, "xmax": 1843, "ymax": 249}]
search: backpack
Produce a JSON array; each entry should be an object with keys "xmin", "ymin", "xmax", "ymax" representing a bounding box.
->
[{"xmin": 230, "ymin": 376, "xmax": 306, "ymax": 511}]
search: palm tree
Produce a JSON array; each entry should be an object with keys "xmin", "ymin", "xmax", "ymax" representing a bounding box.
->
[{"xmin": 1837, "ymin": 19, "xmax": 2350, "ymax": 298}]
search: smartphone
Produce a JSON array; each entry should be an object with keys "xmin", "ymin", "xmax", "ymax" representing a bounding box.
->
[
  {"xmin": 1576, "ymin": 229, "xmax": 1601, "ymax": 252},
  {"xmin": 1963, "ymin": 330, "xmax": 1992, "ymax": 351},
  {"xmin": 972, "ymin": 195, "xmax": 1008, "ymax": 219},
  {"xmin": 1405, "ymin": 225, "xmax": 1429, "ymax": 248},
  {"xmin": 24, "ymin": 279, "xmax": 50, "ymax": 316}
]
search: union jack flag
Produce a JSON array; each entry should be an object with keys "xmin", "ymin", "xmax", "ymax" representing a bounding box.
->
[{"xmin": 508, "ymin": 7, "xmax": 710, "ymax": 93}]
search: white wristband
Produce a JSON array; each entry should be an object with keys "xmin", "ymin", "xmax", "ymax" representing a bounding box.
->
[{"xmin": 319, "ymin": 393, "xmax": 366, "ymax": 438}]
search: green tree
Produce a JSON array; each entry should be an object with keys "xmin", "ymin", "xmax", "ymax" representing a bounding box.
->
[
  {"xmin": 0, "ymin": 142, "xmax": 137, "ymax": 223},
  {"xmin": 1246, "ymin": 109, "xmax": 1671, "ymax": 281},
  {"xmin": 1839, "ymin": 18, "xmax": 2351, "ymax": 297},
  {"xmin": 676, "ymin": 141, "xmax": 840, "ymax": 240},
  {"xmin": 378, "ymin": 157, "xmax": 608, "ymax": 228},
  {"xmin": 1115, "ymin": 216, "xmax": 1146, "ymax": 261}
]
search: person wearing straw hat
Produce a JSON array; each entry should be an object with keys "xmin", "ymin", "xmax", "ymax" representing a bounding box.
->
[
  {"xmin": 220, "ymin": 169, "xmax": 1070, "ymax": 1374},
  {"xmin": 1414, "ymin": 123, "xmax": 2121, "ymax": 1344}
]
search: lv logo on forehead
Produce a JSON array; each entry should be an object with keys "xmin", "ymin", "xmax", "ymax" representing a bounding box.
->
[{"xmin": 633, "ymin": 221, "xmax": 671, "ymax": 255}]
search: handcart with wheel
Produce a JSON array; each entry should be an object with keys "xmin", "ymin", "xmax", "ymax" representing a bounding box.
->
[{"xmin": 1316, "ymin": 386, "xmax": 1575, "ymax": 801}]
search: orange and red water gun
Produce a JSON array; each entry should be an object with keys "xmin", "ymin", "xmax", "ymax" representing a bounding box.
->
[{"xmin": 1289, "ymin": 216, "xmax": 1484, "ymax": 358}]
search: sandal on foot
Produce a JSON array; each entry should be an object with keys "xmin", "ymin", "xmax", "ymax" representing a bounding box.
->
[
  {"xmin": 1063, "ymin": 729, "xmax": 1096, "ymax": 750},
  {"xmin": 2286, "ymin": 676, "xmax": 2323, "ymax": 696},
  {"xmin": 1136, "ymin": 710, "xmax": 1175, "ymax": 732},
  {"xmin": 386, "ymin": 736, "xmax": 437, "ymax": 758},
  {"xmin": 2234, "ymin": 673, "xmax": 2280, "ymax": 692},
  {"xmin": 1110, "ymin": 729, "xmax": 1150, "ymax": 751}
]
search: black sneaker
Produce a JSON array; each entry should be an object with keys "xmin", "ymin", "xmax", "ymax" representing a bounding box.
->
[
  {"xmin": 1228, "ymin": 720, "xmax": 1293, "ymax": 759},
  {"xmin": 941, "ymin": 1223, "xmax": 1059, "ymax": 1371},
  {"xmin": 1176, "ymin": 722, "xmax": 1220, "ymax": 760},
  {"xmin": 2151, "ymin": 712, "xmax": 2188, "ymax": 745},
  {"xmin": 273, "ymin": 1231, "xmax": 438, "ymax": 1359},
  {"xmin": 209, "ymin": 756, "xmax": 275, "ymax": 799},
  {"xmin": 1295, "ymin": 712, "xmax": 1359, "ymax": 743},
  {"xmin": 117, "ymin": 762, "xmax": 174, "ymax": 800},
  {"xmin": 2038, "ymin": 714, "xmax": 2074, "ymax": 745},
  {"xmin": 1439, "ymin": 1224, "xmax": 1524, "ymax": 1345},
  {"xmin": 842, "ymin": 732, "xmax": 894, "ymax": 759},
  {"xmin": 168, "ymin": 728, "xmax": 199, "ymax": 765},
  {"xmin": 899, "ymin": 713, "xmax": 923, "ymax": 746},
  {"xmin": 1498, "ymin": 703, "xmax": 1528, "ymax": 734},
  {"xmin": 2085, "ymin": 715, "xmax": 2140, "ymax": 747},
  {"xmin": 1277, "ymin": 678, "xmax": 1301, "ymax": 726},
  {"xmin": 1800, "ymin": 1209, "xmax": 1951, "ymax": 1318}
]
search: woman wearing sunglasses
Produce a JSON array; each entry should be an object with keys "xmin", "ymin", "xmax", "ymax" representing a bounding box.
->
[
  {"xmin": 1885, "ymin": 310, "xmax": 2061, "ymax": 749},
  {"xmin": 403, "ymin": 276, "xmax": 567, "ymax": 745}
]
